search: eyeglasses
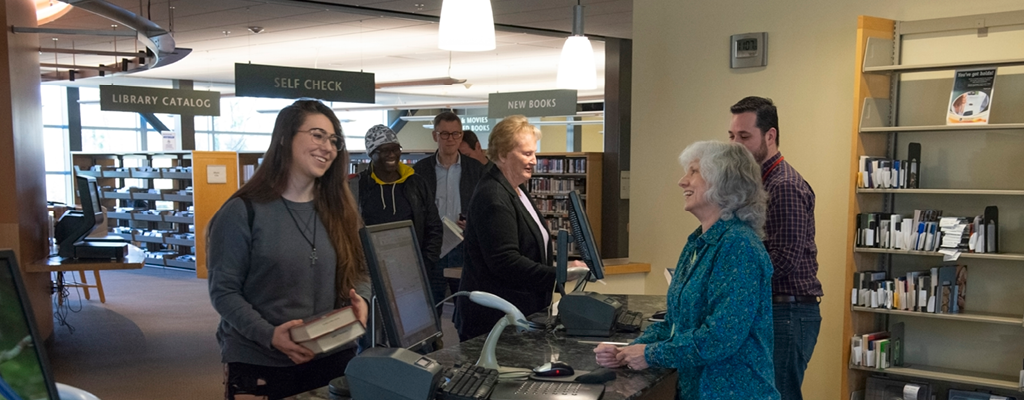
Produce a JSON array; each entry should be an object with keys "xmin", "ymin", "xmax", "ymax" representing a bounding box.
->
[
  {"xmin": 300, "ymin": 128, "xmax": 343, "ymax": 150},
  {"xmin": 434, "ymin": 130, "xmax": 464, "ymax": 140}
]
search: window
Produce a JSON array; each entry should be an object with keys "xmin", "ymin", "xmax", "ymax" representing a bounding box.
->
[{"xmin": 40, "ymin": 85, "xmax": 389, "ymax": 203}]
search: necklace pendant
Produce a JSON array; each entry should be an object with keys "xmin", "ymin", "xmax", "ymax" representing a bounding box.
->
[{"xmin": 310, "ymin": 248, "xmax": 317, "ymax": 266}]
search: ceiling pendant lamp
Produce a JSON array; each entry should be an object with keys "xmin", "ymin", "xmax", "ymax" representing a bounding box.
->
[
  {"xmin": 36, "ymin": 0, "xmax": 72, "ymax": 25},
  {"xmin": 556, "ymin": 3, "xmax": 597, "ymax": 90},
  {"xmin": 438, "ymin": 0, "xmax": 496, "ymax": 52}
]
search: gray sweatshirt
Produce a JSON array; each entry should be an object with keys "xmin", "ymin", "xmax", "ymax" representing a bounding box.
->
[{"xmin": 208, "ymin": 197, "xmax": 370, "ymax": 367}]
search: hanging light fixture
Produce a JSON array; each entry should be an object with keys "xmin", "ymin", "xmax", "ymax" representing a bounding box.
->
[
  {"xmin": 36, "ymin": 0, "xmax": 72, "ymax": 25},
  {"xmin": 438, "ymin": 0, "xmax": 496, "ymax": 51},
  {"xmin": 556, "ymin": 2, "xmax": 597, "ymax": 90}
]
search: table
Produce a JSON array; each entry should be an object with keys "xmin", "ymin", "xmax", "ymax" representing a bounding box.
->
[
  {"xmin": 297, "ymin": 294, "xmax": 675, "ymax": 400},
  {"xmin": 29, "ymin": 245, "xmax": 143, "ymax": 303}
]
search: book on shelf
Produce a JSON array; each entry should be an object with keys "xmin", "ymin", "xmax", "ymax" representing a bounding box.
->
[
  {"xmin": 853, "ymin": 265, "xmax": 968, "ymax": 314},
  {"xmin": 947, "ymin": 68, "xmax": 996, "ymax": 125},
  {"xmin": 298, "ymin": 321, "xmax": 365, "ymax": 354},
  {"xmin": 289, "ymin": 306, "xmax": 358, "ymax": 343}
]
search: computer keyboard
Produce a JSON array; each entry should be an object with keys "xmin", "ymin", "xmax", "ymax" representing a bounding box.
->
[
  {"xmin": 614, "ymin": 309, "xmax": 644, "ymax": 333},
  {"xmin": 441, "ymin": 364, "xmax": 499, "ymax": 400}
]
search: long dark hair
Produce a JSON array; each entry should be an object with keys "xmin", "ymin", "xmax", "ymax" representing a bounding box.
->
[{"xmin": 231, "ymin": 99, "xmax": 366, "ymax": 298}]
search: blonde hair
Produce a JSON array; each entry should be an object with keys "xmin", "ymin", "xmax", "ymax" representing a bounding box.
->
[{"xmin": 487, "ymin": 115, "xmax": 541, "ymax": 161}]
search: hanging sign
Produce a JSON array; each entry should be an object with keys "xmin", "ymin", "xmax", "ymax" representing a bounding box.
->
[
  {"xmin": 99, "ymin": 85, "xmax": 220, "ymax": 116},
  {"xmin": 234, "ymin": 63, "xmax": 375, "ymax": 103},
  {"xmin": 488, "ymin": 89, "xmax": 577, "ymax": 118}
]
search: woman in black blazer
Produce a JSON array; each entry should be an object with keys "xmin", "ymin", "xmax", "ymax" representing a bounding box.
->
[{"xmin": 455, "ymin": 115, "xmax": 585, "ymax": 341}]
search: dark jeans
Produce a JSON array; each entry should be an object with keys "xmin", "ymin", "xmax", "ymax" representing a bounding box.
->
[
  {"xmin": 772, "ymin": 302, "xmax": 821, "ymax": 400},
  {"xmin": 224, "ymin": 347, "xmax": 356, "ymax": 400}
]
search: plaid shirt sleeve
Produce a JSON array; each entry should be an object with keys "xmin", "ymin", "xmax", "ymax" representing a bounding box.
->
[{"xmin": 762, "ymin": 155, "xmax": 824, "ymax": 297}]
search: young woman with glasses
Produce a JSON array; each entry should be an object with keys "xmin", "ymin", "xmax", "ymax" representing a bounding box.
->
[{"xmin": 207, "ymin": 99, "xmax": 370, "ymax": 399}]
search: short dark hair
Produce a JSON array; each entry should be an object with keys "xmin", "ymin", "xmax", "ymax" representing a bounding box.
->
[
  {"xmin": 433, "ymin": 111, "xmax": 461, "ymax": 129},
  {"xmin": 730, "ymin": 96, "xmax": 779, "ymax": 147},
  {"xmin": 461, "ymin": 130, "xmax": 480, "ymax": 149}
]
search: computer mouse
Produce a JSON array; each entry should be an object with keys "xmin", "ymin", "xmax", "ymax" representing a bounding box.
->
[{"xmin": 533, "ymin": 361, "xmax": 575, "ymax": 377}]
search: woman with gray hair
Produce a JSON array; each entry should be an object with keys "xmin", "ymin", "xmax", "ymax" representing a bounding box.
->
[{"xmin": 594, "ymin": 141, "xmax": 779, "ymax": 399}]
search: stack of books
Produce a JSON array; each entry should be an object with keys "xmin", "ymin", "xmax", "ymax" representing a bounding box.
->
[{"xmin": 289, "ymin": 306, "xmax": 365, "ymax": 354}]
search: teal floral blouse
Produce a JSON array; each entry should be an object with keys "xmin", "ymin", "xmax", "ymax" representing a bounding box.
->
[{"xmin": 633, "ymin": 218, "xmax": 779, "ymax": 399}]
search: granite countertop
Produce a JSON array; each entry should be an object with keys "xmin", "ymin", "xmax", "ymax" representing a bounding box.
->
[{"xmin": 298, "ymin": 294, "xmax": 671, "ymax": 400}]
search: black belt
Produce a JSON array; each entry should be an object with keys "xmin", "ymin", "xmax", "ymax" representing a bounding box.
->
[{"xmin": 772, "ymin": 295, "xmax": 818, "ymax": 304}]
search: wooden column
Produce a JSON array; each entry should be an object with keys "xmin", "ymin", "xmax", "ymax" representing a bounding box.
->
[
  {"xmin": 842, "ymin": 15, "xmax": 895, "ymax": 397},
  {"xmin": 602, "ymin": 38, "xmax": 631, "ymax": 258},
  {"xmin": 1, "ymin": 0, "xmax": 54, "ymax": 337}
]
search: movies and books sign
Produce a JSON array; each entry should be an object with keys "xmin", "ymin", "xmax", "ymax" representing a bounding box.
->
[
  {"xmin": 488, "ymin": 89, "xmax": 577, "ymax": 119},
  {"xmin": 99, "ymin": 85, "xmax": 220, "ymax": 116},
  {"xmin": 234, "ymin": 63, "xmax": 375, "ymax": 103}
]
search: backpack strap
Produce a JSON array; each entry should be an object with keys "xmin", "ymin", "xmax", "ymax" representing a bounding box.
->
[{"xmin": 242, "ymin": 197, "xmax": 255, "ymax": 231}]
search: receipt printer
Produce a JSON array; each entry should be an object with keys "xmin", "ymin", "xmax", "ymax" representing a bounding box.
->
[
  {"xmin": 345, "ymin": 347, "xmax": 443, "ymax": 400},
  {"xmin": 559, "ymin": 292, "xmax": 622, "ymax": 337}
]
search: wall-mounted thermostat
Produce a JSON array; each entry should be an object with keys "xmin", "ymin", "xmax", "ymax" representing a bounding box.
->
[{"xmin": 730, "ymin": 32, "xmax": 768, "ymax": 69}]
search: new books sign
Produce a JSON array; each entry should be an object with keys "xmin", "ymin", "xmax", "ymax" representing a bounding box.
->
[
  {"xmin": 234, "ymin": 63, "xmax": 375, "ymax": 103},
  {"xmin": 488, "ymin": 89, "xmax": 577, "ymax": 119},
  {"xmin": 100, "ymin": 85, "xmax": 220, "ymax": 116}
]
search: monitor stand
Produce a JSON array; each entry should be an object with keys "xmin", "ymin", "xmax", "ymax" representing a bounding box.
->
[{"xmin": 559, "ymin": 292, "xmax": 622, "ymax": 337}]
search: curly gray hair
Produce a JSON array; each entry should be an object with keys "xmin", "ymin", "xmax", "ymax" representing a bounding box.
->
[{"xmin": 678, "ymin": 141, "xmax": 767, "ymax": 237}]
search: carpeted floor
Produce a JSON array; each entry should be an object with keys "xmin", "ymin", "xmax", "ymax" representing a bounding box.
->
[{"xmin": 46, "ymin": 266, "xmax": 458, "ymax": 400}]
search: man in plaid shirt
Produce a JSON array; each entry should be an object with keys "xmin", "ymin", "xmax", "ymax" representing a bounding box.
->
[{"xmin": 729, "ymin": 96, "xmax": 822, "ymax": 400}]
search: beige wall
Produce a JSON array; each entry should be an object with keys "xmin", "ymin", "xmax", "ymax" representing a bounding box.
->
[
  {"xmin": 538, "ymin": 116, "xmax": 604, "ymax": 153},
  {"xmin": 630, "ymin": 1, "xmax": 1024, "ymax": 398}
]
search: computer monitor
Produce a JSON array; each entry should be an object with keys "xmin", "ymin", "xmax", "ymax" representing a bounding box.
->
[
  {"xmin": 0, "ymin": 249, "xmax": 60, "ymax": 399},
  {"xmin": 54, "ymin": 175, "xmax": 104, "ymax": 258},
  {"xmin": 359, "ymin": 221, "xmax": 442, "ymax": 351},
  {"xmin": 556, "ymin": 190, "xmax": 604, "ymax": 288}
]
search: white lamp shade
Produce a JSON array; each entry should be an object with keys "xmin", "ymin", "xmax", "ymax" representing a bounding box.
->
[
  {"xmin": 556, "ymin": 36, "xmax": 597, "ymax": 90},
  {"xmin": 438, "ymin": 0, "xmax": 496, "ymax": 52}
]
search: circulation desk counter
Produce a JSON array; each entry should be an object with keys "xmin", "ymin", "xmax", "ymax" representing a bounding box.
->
[{"xmin": 298, "ymin": 294, "xmax": 676, "ymax": 400}]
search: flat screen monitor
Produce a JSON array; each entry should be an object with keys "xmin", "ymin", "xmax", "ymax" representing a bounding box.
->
[
  {"xmin": 0, "ymin": 249, "xmax": 60, "ymax": 399},
  {"xmin": 567, "ymin": 190, "xmax": 604, "ymax": 281},
  {"xmin": 359, "ymin": 221, "xmax": 442, "ymax": 351},
  {"xmin": 55, "ymin": 176, "xmax": 106, "ymax": 258},
  {"xmin": 76, "ymin": 175, "xmax": 104, "ymax": 226}
]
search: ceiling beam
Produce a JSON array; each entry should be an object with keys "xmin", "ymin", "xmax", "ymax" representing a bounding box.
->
[{"xmin": 40, "ymin": 48, "xmax": 144, "ymax": 58}]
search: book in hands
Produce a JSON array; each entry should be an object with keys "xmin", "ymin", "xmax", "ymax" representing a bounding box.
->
[
  {"xmin": 289, "ymin": 306, "xmax": 358, "ymax": 343},
  {"xmin": 440, "ymin": 216, "xmax": 464, "ymax": 258},
  {"xmin": 298, "ymin": 321, "xmax": 366, "ymax": 354}
]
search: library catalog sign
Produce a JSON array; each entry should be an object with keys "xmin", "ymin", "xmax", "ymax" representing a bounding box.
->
[
  {"xmin": 488, "ymin": 89, "xmax": 577, "ymax": 118},
  {"xmin": 100, "ymin": 85, "xmax": 220, "ymax": 116},
  {"xmin": 234, "ymin": 63, "xmax": 375, "ymax": 103}
]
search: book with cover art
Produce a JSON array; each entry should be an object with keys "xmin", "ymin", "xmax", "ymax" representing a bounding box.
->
[
  {"xmin": 298, "ymin": 321, "xmax": 365, "ymax": 354},
  {"xmin": 947, "ymin": 68, "xmax": 996, "ymax": 125},
  {"xmin": 289, "ymin": 306, "xmax": 358, "ymax": 343}
]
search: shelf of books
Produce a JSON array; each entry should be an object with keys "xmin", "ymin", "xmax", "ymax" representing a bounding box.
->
[
  {"xmin": 851, "ymin": 306, "xmax": 1023, "ymax": 326},
  {"xmin": 843, "ymin": 14, "xmax": 1024, "ymax": 398},
  {"xmin": 860, "ymin": 123, "xmax": 1024, "ymax": 133},
  {"xmin": 849, "ymin": 365, "xmax": 1022, "ymax": 391},
  {"xmin": 857, "ymin": 188, "xmax": 1024, "ymax": 196},
  {"xmin": 853, "ymin": 248, "xmax": 1024, "ymax": 262},
  {"xmin": 529, "ymin": 152, "xmax": 602, "ymax": 257},
  {"xmin": 72, "ymin": 152, "xmax": 197, "ymax": 272}
]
